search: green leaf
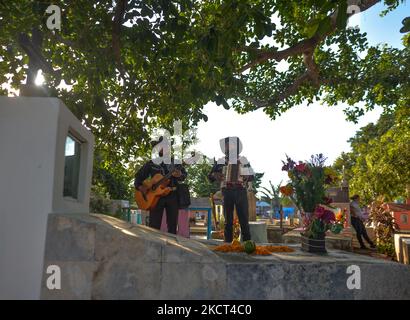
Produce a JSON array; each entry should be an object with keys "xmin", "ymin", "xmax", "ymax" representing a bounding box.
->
[
  {"xmin": 141, "ymin": 6, "xmax": 154, "ymax": 18},
  {"xmin": 221, "ymin": 100, "xmax": 229, "ymax": 109},
  {"xmin": 336, "ymin": 1, "xmax": 348, "ymax": 30},
  {"xmin": 304, "ymin": 19, "xmax": 321, "ymax": 38},
  {"xmin": 400, "ymin": 17, "xmax": 410, "ymax": 33},
  {"xmin": 316, "ymin": 16, "xmax": 332, "ymax": 37}
]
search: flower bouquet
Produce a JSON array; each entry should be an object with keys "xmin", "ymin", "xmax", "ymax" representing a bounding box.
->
[{"xmin": 280, "ymin": 154, "xmax": 344, "ymax": 252}]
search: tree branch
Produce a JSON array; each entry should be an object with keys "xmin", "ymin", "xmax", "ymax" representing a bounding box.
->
[
  {"xmin": 238, "ymin": 0, "xmax": 380, "ymax": 73},
  {"xmin": 235, "ymin": 1, "xmax": 381, "ymax": 111},
  {"xmin": 236, "ymin": 71, "xmax": 311, "ymax": 109},
  {"xmin": 112, "ymin": 0, "xmax": 127, "ymax": 69}
]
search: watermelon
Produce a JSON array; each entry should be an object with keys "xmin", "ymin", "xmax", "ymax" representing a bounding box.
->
[{"xmin": 244, "ymin": 240, "xmax": 256, "ymax": 254}]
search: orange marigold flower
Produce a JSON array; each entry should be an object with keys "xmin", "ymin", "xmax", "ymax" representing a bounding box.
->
[
  {"xmin": 336, "ymin": 211, "xmax": 344, "ymax": 222},
  {"xmin": 213, "ymin": 244, "xmax": 295, "ymax": 255},
  {"xmin": 280, "ymin": 185, "xmax": 294, "ymax": 196},
  {"xmin": 264, "ymin": 246, "xmax": 295, "ymax": 253}
]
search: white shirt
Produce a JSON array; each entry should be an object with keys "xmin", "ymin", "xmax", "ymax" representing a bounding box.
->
[{"xmin": 350, "ymin": 201, "xmax": 364, "ymax": 220}]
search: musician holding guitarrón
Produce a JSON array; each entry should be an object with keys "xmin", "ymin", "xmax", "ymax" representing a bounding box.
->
[
  {"xmin": 134, "ymin": 137, "xmax": 187, "ymax": 234},
  {"xmin": 208, "ymin": 137, "xmax": 254, "ymax": 243}
]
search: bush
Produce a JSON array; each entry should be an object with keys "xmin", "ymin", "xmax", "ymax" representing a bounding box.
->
[
  {"xmin": 368, "ymin": 197, "xmax": 400, "ymax": 258},
  {"xmin": 90, "ymin": 185, "xmax": 112, "ymax": 214}
]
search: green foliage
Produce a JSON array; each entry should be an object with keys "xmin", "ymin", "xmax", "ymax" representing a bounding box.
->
[
  {"xmin": 282, "ymin": 154, "xmax": 334, "ymax": 212},
  {"xmin": 368, "ymin": 198, "xmax": 399, "ymax": 258},
  {"xmin": 303, "ymin": 205, "xmax": 344, "ymax": 239},
  {"xmin": 306, "ymin": 218, "xmax": 326, "ymax": 238},
  {"xmin": 89, "ymin": 185, "xmax": 112, "ymax": 214},
  {"xmin": 252, "ymin": 172, "xmax": 264, "ymax": 191},
  {"xmin": 0, "ymin": 0, "xmax": 207, "ymax": 162},
  {"xmin": 92, "ymin": 150, "xmax": 135, "ymax": 201},
  {"xmin": 259, "ymin": 180, "xmax": 281, "ymax": 208},
  {"xmin": 185, "ymin": 161, "xmax": 220, "ymax": 198},
  {"xmin": 376, "ymin": 241, "xmax": 396, "ymax": 257},
  {"xmin": 1, "ymin": 0, "xmax": 408, "ymax": 200},
  {"xmin": 400, "ymin": 17, "xmax": 410, "ymax": 33},
  {"xmin": 333, "ymin": 106, "xmax": 410, "ymax": 204},
  {"xmin": 2, "ymin": 1, "xmax": 408, "ymax": 141},
  {"xmin": 185, "ymin": 159, "xmax": 263, "ymax": 198}
]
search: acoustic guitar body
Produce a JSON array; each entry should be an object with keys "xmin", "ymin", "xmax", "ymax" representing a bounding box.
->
[{"xmin": 135, "ymin": 173, "xmax": 172, "ymax": 210}]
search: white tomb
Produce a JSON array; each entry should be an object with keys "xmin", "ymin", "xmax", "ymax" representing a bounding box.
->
[{"xmin": 0, "ymin": 97, "xmax": 94, "ymax": 299}]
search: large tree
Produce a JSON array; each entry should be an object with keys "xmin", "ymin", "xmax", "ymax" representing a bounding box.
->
[
  {"xmin": 153, "ymin": 0, "xmax": 409, "ymax": 121},
  {"xmin": 333, "ymin": 105, "xmax": 410, "ymax": 203},
  {"xmin": 0, "ymin": 0, "xmax": 206, "ymax": 162},
  {"xmin": 2, "ymin": 1, "xmax": 408, "ymax": 141},
  {"xmin": 1, "ymin": 1, "xmax": 408, "ymax": 199}
]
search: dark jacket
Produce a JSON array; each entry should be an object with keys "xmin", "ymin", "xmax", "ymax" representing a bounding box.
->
[{"xmin": 134, "ymin": 160, "xmax": 187, "ymax": 189}]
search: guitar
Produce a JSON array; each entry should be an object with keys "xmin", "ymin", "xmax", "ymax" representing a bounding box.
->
[{"xmin": 135, "ymin": 164, "xmax": 178, "ymax": 210}]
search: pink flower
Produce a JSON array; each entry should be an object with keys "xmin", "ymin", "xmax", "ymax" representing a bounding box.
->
[{"xmin": 315, "ymin": 206, "xmax": 335, "ymax": 224}]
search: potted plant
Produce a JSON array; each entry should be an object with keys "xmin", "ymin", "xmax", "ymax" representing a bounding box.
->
[{"xmin": 280, "ymin": 154, "xmax": 344, "ymax": 253}]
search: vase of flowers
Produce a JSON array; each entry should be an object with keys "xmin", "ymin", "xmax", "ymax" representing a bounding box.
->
[{"xmin": 280, "ymin": 154, "xmax": 345, "ymax": 253}]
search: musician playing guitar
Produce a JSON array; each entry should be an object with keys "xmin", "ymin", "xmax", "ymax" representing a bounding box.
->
[{"xmin": 134, "ymin": 137, "xmax": 187, "ymax": 234}]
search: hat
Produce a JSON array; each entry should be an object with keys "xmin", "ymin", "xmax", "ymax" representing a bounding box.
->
[{"xmin": 219, "ymin": 136, "xmax": 243, "ymax": 155}]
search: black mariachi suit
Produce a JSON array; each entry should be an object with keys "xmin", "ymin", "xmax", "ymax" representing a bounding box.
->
[
  {"xmin": 208, "ymin": 159, "xmax": 253, "ymax": 242},
  {"xmin": 134, "ymin": 160, "xmax": 187, "ymax": 234}
]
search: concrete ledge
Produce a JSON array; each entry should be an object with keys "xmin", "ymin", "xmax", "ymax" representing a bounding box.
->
[{"xmin": 41, "ymin": 213, "xmax": 410, "ymax": 299}]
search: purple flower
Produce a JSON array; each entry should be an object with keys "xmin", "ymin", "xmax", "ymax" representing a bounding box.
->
[{"xmin": 281, "ymin": 155, "xmax": 296, "ymax": 171}]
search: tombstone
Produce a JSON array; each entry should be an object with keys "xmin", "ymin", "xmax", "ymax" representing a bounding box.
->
[
  {"xmin": 248, "ymin": 221, "xmax": 268, "ymax": 243},
  {"xmin": 0, "ymin": 97, "xmax": 94, "ymax": 299},
  {"xmin": 401, "ymin": 239, "xmax": 410, "ymax": 265},
  {"xmin": 394, "ymin": 233, "xmax": 410, "ymax": 263}
]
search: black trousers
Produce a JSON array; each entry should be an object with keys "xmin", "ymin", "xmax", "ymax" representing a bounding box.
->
[
  {"xmin": 222, "ymin": 187, "xmax": 251, "ymax": 242},
  {"xmin": 149, "ymin": 191, "xmax": 179, "ymax": 234},
  {"xmin": 351, "ymin": 216, "xmax": 374, "ymax": 248}
]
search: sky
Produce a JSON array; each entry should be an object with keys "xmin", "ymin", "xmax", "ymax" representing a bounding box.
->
[{"xmin": 192, "ymin": 1, "xmax": 409, "ymax": 190}]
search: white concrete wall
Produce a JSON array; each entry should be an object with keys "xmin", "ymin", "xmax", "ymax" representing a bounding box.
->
[{"xmin": 0, "ymin": 97, "xmax": 94, "ymax": 299}]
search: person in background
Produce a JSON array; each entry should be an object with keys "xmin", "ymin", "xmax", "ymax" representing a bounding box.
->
[{"xmin": 350, "ymin": 194, "xmax": 376, "ymax": 249}]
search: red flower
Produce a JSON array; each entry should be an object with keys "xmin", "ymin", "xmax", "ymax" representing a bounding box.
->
[{"xmin": 295, "ymin": 163, "xmax": 307, "ymax": 173}]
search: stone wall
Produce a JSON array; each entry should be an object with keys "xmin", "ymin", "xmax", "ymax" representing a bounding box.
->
[{"xmin": 41, "ymin": 213, "xmax": 410, "ymax": 299}]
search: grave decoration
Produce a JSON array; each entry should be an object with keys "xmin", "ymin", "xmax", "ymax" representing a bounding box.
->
[
  {"xmin": 213, "ymin": 240, "xmax": 295, "ymax": 256},
  {"xmin": 280, "ymin": 154, "xmax": 345, "ymax": 253}
]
